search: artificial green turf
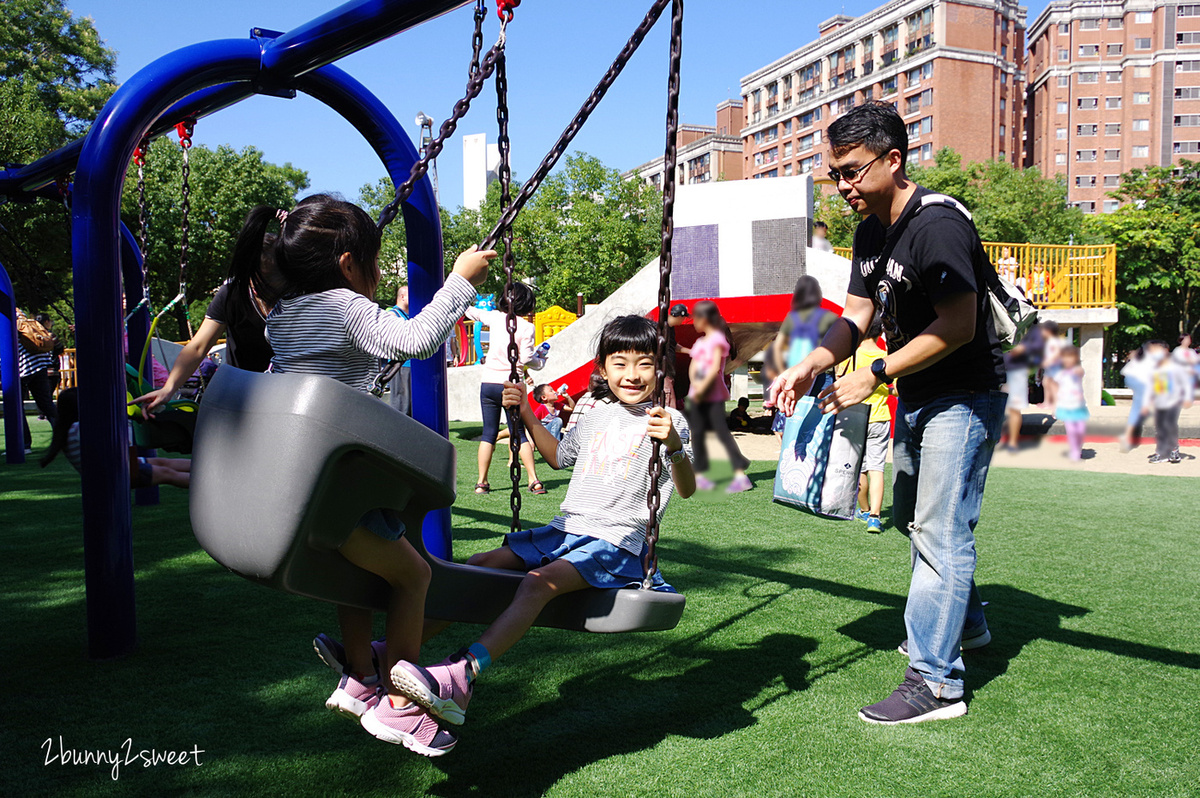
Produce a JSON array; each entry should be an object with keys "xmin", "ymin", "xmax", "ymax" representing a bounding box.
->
[{"xmin": 2, "ymin": 417, "xmax": 1198, "ymax": 797}]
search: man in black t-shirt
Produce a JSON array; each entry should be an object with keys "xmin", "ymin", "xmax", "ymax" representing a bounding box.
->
[{"xmin": 770, "ymin": 103, "xmax": 1006, "ymax": 725}]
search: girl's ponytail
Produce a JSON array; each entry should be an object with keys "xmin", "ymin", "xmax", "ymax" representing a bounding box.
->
[{"xmin": 229, "ymin": 205, "xmax": 278, "ymax": 314}]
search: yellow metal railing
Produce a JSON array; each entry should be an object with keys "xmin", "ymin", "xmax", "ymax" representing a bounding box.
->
[
  {"xmin": 827, "ymin": 242, "xmax": 1116, "ymax": 309},
  {"xmin": 534, "ymin": 305, "xmax": 578, "ymax": 344}
]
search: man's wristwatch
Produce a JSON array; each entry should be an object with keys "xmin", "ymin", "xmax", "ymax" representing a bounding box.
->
[
  {"xmin": 871, "ymin": 358, "xmax": 894, "ymax": 385},
  {"xmin": 666, "ymin": 448, "xmax": 688, "ymax": 465}
]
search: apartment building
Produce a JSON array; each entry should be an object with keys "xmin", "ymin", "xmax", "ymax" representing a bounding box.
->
[
  {"xmin": 739, "ymin": 0, "xmax": 1027, "ymax": 182},
  {"xmin": 625, "ymin": 100, "xmax": 745, "ymax": 187},
  {"xmin": 1027, "ymin": 0, "xmax": 1200, "ymax": 212}
]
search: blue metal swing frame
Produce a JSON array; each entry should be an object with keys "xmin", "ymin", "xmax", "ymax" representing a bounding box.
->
[{"xmin": 0, "ymin": 0, "xmax": 472, "ymax": 659}]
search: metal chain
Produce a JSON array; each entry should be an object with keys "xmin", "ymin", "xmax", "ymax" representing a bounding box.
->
[
  {"xmin": 470, "ymin": 0, "xmax": 486, "ymax": 80},
  {"xmin": 481, "ymin": 0, "xmax": 673, "ymax": 251},
  {"xmin": 376, "ymin": 36, "xmax": 503, "ymax": 231},
  {"xmin": 642, "ymin": 0, "xmax": 683, "ymax": 590},
  {"xmin": 176, "ymin": 119, "xmax": 195, "ymax": 337},
  {"xmin": 124, "ymin": 139, "xmax": 152, "ymax": 322},
  {"xmin": 495, "ymin": 34, "xmax": 523, "ymax": 534}
]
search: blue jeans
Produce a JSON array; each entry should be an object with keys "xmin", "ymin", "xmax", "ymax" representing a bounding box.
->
[
  {"xmin": 541, "ymin": 415, "xmax": 564, "ymax": 440},
  {"xmin": 893, "ymin": 390, "xmax": 1006, "ymax": 699}
]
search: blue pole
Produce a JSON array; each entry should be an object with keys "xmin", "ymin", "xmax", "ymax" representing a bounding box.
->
[
  {"xmin": 297, "ymin": 65, "xmax": 451, "ymax": 559},
  {"xmin": 119, "ymin": 223, "xmax": 159, "ymax": 508},
  {"xmin": 0, "ymin": 261, "xmax": 24, "ymax": 464}
]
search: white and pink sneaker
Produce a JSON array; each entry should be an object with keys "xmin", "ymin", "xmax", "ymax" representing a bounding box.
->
[
  {"xmin": 360, "ymin": 693, "xmax": 458, "ymax": 756},
  {"xmin": 390, "ymin": 658, "xmax": 473, "ymax": 726},
  {"xmin": 325, "ymin": 671, "xmax": 382, "ymax": 721}
]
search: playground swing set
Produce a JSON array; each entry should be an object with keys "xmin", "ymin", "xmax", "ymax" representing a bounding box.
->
[{"xmin": 0, "ymin": 0, "xmax": 686, "ymax": 661}]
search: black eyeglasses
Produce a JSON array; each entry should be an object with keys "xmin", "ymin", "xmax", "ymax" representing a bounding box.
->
[{"xmin": 827, "ymin": 152, "xmax": 884, "ymax": 184}]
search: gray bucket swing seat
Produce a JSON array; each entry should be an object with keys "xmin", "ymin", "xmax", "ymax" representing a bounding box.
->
[{"xmin": 189, "ymin": 366, "xmax": 686, "ymax": 633}]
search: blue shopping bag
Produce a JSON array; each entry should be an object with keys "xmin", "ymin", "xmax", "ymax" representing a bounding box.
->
[{"xmin": 773, "ymin": 374, "xmax": 868, "ymax": 519}]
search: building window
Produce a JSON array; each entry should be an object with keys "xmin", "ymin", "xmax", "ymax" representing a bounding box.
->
[
  {"xmin": 1059, "ymin": 23, "xmax": 1070, "ymax": 34},
  {"xmin": 1001, "ymin": 72, "xmax": 1009, "ymax": 85},
  {"xmin": 1079, "ymin": 44, "xmax": 1100, "ymax": 57},
  {"xmin": 1179, "ymin": 33, "xmax": 1200, "ymax": 45},
  {"xmin": 799, "ymin": 108, "xmax": 820, "ymax": 128},
  {"xmin": 1058, "ymin": 48, "xmax": 1070, "ymax": 61},
  {"xmin": 1134, "ymin": 65, "xmax": 1152, "ymax": 78},
  {"xmin": 908, "ymin": 146, "xmax": 921, "ymax": 163},
  {"xmin": 907, "ymin": 120, "xmax": 920, "ymax": 139},
  {"xmin": 1078, "ymin": 201, "xmax": 1096, "ymax": 213},
  {"xmin": 1176, "ymin": 115, "xmax": 1200, "ymax": 126},
  {"xmin": 1078, "ymin": 72, "xmax": 1099, "ymax": 83},
  {"xmin": 1104, "ymin": 149, "xmax": 1121, "ymax": 160},
  {"xmin": 799, "ymin": 156, "xmax": 814, "ymax": 174},
  {"xmin": 1179, "ymin": 61, "xmax": 1200, "ymax": 72},
  {"xmin": 905, "ymin": 95, "xmax": 920, "ymax": 115},
  {"xmin": 783, "ymin": 119, "xmax": 792, "ymax": 135},
  {"xmin": 1000, "ymin": 98, "xmax": 1007, "ymax": 111},
  {"xmin": 1080, "ymin": 19, "xmax": 1100, "ymax": 30},
  {"xmin": 999, "ymin": 123, "xmax": 1007, "ymax": 138},
  {"xmin": 1135, "ymin": 11, "xmax": 1152, "ymax": 23},
  {"xmin": 1057, "ymin": 101, "xmax": 1069, "ymax": 113},
  {"xmin": 1056, "ymin": 127, "xmax": 1068, "ymax": 139},
  {"xmin": 1177, "ymin": 87, "xmax": 1200, "ymax": 99},
  {"xmin": 1105, "ymin": 123, "xmax": 1121, "ymax": 135},
  {"xmin": 1107, "ymin": 96, "xmax": 1123, "ymax": 109},
  {"xmin": 1058, "ymin": 75, "xmax": 1070, "ymax": 87},
  {"xmin": 921, "ymin": 88, "xmax": 933, "ymax": 106},
  {"xmin": 1133, "ymin": 118, "xmax": 1150, "ymax": 131},
  {"xmin": 1107, "ymin": 17, "xmax": 1123, "ymax": 28},
  {"xmin": 1107, "ymin": 44, "xmax": 1123, "ymax": 56},
  {"xmin": 1106, "ymin": 70, "xmax": 1122, "ymax": 82},
  {"xmin": 1103, "ymin": 200, "xmax": 1119, "ymax": 213},
  {"xmin": 1076, "ymin": 175, "xmax": 1096, "ymax": 187},
  {"xmin": 920, "ymin": 142, "xmax": 933, "ymax": 160},
  {"xmin": 1133, "ymin": 145, "xmax": 1151, "ymax": 157},
  {"xmin": 1056, "ymin": 152, "xmax": 1067, "ymax": 165},
  {"xmin": 1077, "ymin": 97, "xmax": 1098, "ymax": 109},
  {"xmin": 1134, "ymin": 37, "xmax": 1151, "ymax": 49},
  {"xmin": 798, "ymin": 133, "xmax": 815, "ymax": 152},
  {"xmin": 1002, "ymin": 17, "xmax": 1009, "ymax": 32},
  {"xmin": 1133, "ymin": 92, "xmax": 1150, "ymax": 104},
  {"xmin": 882, "ymin": 76, "xmax": 898, "ymax": 96},
  {"xmin": 1181, "ymin": 4, "xmax": 1200, "ymax": 15},
  {"xmin": 1174, "ymin": 141, "xmax": 1200, "ymax": 153},
  {"xmin": 1104, "ymin": 174, "xmax": 1120, "ymax": 187},
  {"xmin": 1001, "ymin": 45, "xmax": 1008, "ymax": 58},
  {"xmin": 1077, "ymin": 149, "xmax": 1097, "ymax": 161},
  {"xmin": 783, "ymin": 163, "xmax": 794, "ymax": 176},
  {"xmin": 1078, "ymin": 124, "xmax": 1097, "ymax": 136}
]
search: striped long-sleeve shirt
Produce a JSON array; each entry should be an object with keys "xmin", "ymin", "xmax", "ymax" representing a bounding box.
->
[{"xmin": 266, "ymin": 275, "xmax": 476, "ymax": 392}]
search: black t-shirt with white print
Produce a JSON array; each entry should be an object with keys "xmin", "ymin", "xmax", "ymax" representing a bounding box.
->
[{"xmin": 846, "ymin": 186, "xmax": 1004, "ymax": 407}]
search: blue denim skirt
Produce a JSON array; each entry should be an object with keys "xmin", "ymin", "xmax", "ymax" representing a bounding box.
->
[
  {"xmin": 505, "ymin": 524, "xmax": 674, "ymax": 592},
  {"xmin": 359, "ymin": 509, "xmax": 405, "ymax": 542}
]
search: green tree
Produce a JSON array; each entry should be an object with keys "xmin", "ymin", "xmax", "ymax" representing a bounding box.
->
[
  {"xmin": 0, "ymin": 0, "xmax": 117, "ymax": 327},
  {"xmin": 119, "ymin": 137, "xmax": 309, "ymax": 339},
  {"xmin": 814, "ymin": 189, "xmax": 856, "ymax": 248},
  {"xmin": 908, "ymin": 148, "xmax": 1085, "ymax": 244},
  {"xmin": 1087, "ymin": 160, "xmax": 1200, "ymax": 350}
]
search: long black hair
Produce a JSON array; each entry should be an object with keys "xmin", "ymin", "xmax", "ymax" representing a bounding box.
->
[
  {"xmin": 588, "ymin": 314, "xmax": 660, "ymax": 400},
  {"xmin": 229, "ymin": 193, "xmax": 382, "ymax": 303},
  {"xmin": 691, "ymin": 299, "xmax": 738, "ymax": 361},
  {"xmin": 497, "ymin": 281, "xmax": 535, "ymax": 317},
  {"xmin": 40, "ymin": 388, "xmax": 78, "ymax": 468}
]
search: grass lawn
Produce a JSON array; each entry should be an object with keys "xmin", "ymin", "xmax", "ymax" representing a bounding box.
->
[{"xmin": 2, "ymin": 417, "xmax": 1198, "ymax": 797}]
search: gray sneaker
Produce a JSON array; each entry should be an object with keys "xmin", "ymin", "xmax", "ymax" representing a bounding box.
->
[
  {"xmin": 898, "ymin": 626, "xmax": 991, "ymax": 656},
  {"xmin": 859, "ymin": 667, "xmax": 967, "ymax": 725}
]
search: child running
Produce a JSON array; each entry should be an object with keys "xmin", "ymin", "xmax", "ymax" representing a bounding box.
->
[
  {"xmin": 387, "ymin": 314, "xmax": 695, "ymax": 730},
  {"xmin": 242, "ymin": 193, "xmax": 495, "ymax": 756},
  {"xmin": 1054, "ymin": 345, "xmax": 1089, "ymax": 461}
]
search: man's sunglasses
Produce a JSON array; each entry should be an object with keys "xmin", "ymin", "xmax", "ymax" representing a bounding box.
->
[{"xmin": 827, "ymin": 152, "xmax": 885, "ymax": 184}]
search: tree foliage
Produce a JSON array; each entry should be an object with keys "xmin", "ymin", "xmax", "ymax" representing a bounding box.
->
[
  {"xmin": 1086, "ymin": 160, "xmax": 1200, "ymax": 350},
  {"xmin": 119, "ymin": 138, "xmax": 309, "ymax": 340},
  {"xmin": 0, "ymin": 0, "xmax": 117, "ymax": 334},
  {"xmin": 359, "ymin": 153, "xmax": 663, "ymax": 312}
]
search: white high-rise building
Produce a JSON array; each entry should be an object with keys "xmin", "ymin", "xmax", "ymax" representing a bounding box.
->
[{"xmin": 462, "ymin": 133, "xmax": 501, "ymax": 211}]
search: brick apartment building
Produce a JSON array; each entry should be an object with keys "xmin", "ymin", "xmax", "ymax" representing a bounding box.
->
[
  {"xmin": 625, "ymin": 100, "xmax": 745, "ymax": 187},
  {"xmin": 1027, "ymin": 0, "xmax": 1200, "ymax": 212},
  {"xmin": 739, "ymin": 0, "xmax": 1027, "ymax": 182}
]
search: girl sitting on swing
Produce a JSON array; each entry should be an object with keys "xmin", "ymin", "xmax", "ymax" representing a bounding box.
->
[{"xmin": 386, "ymin": 314, "xmax": 695, "ymax": 732}]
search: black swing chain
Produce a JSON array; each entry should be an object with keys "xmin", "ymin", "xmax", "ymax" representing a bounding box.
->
[
  {"xmin": 177, "ymin": 119, "xmax": 195, "ymax": 338},
  {"xmin": 370, "ymin": 3, "xmax": 493, "ymax": 396},
  {"xmin": 375, "ymin": 10, "xmax": 500, "ymax": 233},
  {"xmin": 641, "ymin": 0, "xmax": 683, "ymax": 590},
  {"xmin": 480, "ymin": 0, "xmax": 674, "ymax": 252},
  {"xmin": 125, "ymin": 139, "xmax": 152, "ymax": 321},
  {"xmin": 496, "ymin": 33, "xmax": 523, "ymax": 534}
]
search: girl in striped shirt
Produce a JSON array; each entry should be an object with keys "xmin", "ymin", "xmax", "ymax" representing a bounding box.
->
[
  {"xmin": 386, "ymin": 315, "xmax": 696, "ymax": 734},
  {"xmin": 235, "ymin": 194, "xmax": 495, "ymax": 756}
]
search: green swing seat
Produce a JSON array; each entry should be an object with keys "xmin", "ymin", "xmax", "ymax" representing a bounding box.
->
[{"xmin": 125, "ymin": 363, "xmax": 198, "ymax": 454}]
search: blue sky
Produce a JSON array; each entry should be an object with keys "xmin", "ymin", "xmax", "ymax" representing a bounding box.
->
[{"xmin": 71, "ymin": 0, "xmax": 1051, "ymax": 210}]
